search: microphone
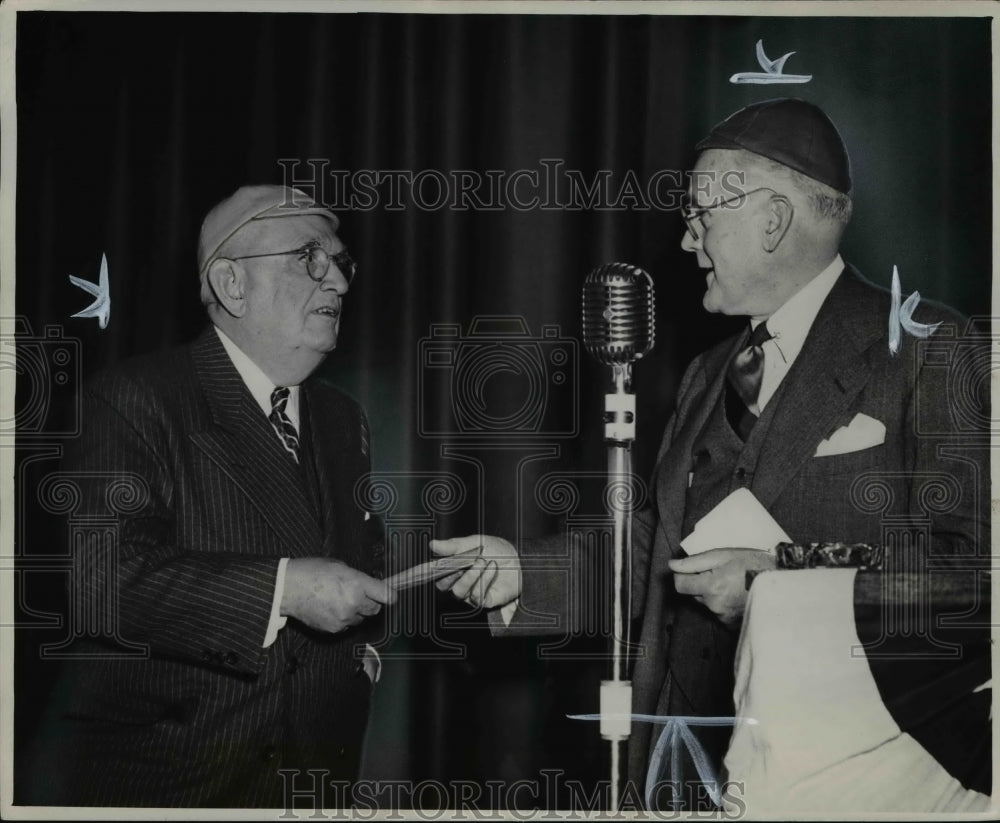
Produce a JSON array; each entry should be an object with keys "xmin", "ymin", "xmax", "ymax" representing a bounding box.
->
[
  {"xmin": 582, "ymin": 262, "xmax": 656, "ymax": 442},
  {"xmin": 582, "ymin": 262, "xmax": 656, "ymax": 367}
]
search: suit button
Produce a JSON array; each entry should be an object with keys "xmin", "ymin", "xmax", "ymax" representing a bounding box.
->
[
  {"xmin": 701, "ymin": 647, "xmax": 711, "ymax": 660},
  {"xmin": 734, "ymin": 467, "xmax": 746, "ymax": 479},
  {"xmin": 202, "ymin": 650, "xmax": 213, "ymax": 662},
  {"xmin": 353, "ymin": 663, "xmax": 365, "ymax": 678},
  {"xmin": 337, "ymin": 746, "xmax": 346, "ymax": 757},
  {"xmin": 263, "ymin": 745, "xmax": 277, "ymax": 762},
  {"xmin": 224, "ymin": 652, "xmax": 238, "ymax": 666},
  {"xmin": 286, "ymin": 656, "xmax": 300, "ymax": 674}
]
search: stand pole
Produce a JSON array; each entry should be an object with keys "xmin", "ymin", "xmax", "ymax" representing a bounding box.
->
[{"xmin": 601, "ymin": 365, "xmax": 634, "ymax": 812}]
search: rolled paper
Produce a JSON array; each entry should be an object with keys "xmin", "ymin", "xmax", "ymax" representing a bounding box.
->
[{"xmin": 386, "ymin": 548, "xmax": 481, "ymax": 591}]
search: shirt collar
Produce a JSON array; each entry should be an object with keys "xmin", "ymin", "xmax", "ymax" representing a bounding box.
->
[
  {"xmin": 751, "ymin": 254, "xmax": 844, "ymax": 364},
  {"xmin": 213, "ymin": 325, "xmax": 300, "ymax": 429}
]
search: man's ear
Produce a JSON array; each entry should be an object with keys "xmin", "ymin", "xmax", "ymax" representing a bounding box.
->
[
  {"xmin": 762, "ymin": 195, "xmax": 794, "ymax": 253},
  {"xmin": 206, "ymin": 259, "xmax": 248, "ymax": 318}
]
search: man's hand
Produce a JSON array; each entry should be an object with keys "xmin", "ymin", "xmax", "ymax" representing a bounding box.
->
[
  {"xmin": 281, "ymin": 558, "xmax": 396, "ymax": 634},
  {"xmin": 667, "ymin": 548, "xmax": 776, "ymax": 625},
  {"xmin": 429, "ymin": 534, "xmax": 522, "ymax": 610}
]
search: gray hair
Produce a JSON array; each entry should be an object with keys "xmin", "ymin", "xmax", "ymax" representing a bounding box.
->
[
  {"xmin": 198, "ymin": 220, "xmax": 267, "ymax": 308},
  {"xmin": 734, "ymin": 149, "xmax": 853, "ymax": 229}
]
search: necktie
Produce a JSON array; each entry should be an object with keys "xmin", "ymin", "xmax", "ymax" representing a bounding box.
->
[
  {"xmin": 269, "ymin": 387, "xmax": 300, "ymax": 463},
  {"xmin": 727, "ymin": 321, "xmax": 772, "ymax": 440}
]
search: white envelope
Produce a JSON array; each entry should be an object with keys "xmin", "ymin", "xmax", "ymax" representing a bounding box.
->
[
  {"xmin": 680, "ymin": 487, "xmax": 790, "ymax": 555},
  {"xmin": 814, "ymin": 413, "xmax": 886, "ymax": 457}
]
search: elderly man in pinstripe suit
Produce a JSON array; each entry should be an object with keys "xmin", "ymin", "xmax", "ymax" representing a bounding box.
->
[{"xmin": 32, "ymin": 186, "xmax": 394, "ymax": 807}]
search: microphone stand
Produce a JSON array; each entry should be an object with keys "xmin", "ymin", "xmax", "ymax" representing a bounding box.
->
[
  {"xmin": 602, "ymin": 361, "xmax": 634, "ymax": 813},
  {"xmin": 582, "ymin": 260, "xmax": 654, "ymax": 813}
]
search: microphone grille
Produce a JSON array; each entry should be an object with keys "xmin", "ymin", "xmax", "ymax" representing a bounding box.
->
[{"xmin": 582, "ymin": 262, "xmax": 656, "ymax": 365}]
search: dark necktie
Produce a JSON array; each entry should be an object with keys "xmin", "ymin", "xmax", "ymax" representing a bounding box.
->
[
  {"xmin": 727, "ymin": 321, "xmax": 772, "ymax": 440},
  {"xmin": 269, "ymin": 387, "xmax": 300, "ymax": 462}
]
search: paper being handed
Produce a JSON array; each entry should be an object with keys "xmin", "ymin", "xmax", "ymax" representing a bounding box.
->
[
  {"xmin": 386, "ymin": 548, "xmax": 481, "ymax": 591},
  {"xmin": 680, "ymin": 488, "xmax": 790, "ymax": 556}
]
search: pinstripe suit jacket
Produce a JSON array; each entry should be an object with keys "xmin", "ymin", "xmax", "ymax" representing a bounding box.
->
[
  {"xmin": 502, "ymin": 266, "xmax": 990, "ymax": 793},
  {"xmin": 37, "ymin": 326, "xmax": 385, "ymax": 807}
]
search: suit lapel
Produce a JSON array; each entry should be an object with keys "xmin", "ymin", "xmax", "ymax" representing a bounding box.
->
[
  {"xmin": 188, "ymin": 327, "xmax": 324, "ymax": 557},
  {"xmin": 753, "ymin": 266, "xmax": 886, "ymax": 509}
]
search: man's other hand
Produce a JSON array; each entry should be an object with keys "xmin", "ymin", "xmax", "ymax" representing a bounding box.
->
[
  {"xmin": 668, "ymin": 548, "xmax": 776, "ymax": 625},
  {"xmin": 282, "ymin": 558, "xmax": 397, "ymax": 634},
  {"xmin": 430, "ymin": 534, "xmax": 522, "ymax": 610}
]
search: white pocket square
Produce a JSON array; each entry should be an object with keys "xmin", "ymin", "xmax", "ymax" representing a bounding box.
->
[{"xmin": 814, "ymin": 413, "xmax": 886, "ymax": 457}]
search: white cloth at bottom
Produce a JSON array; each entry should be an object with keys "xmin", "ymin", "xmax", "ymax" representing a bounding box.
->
[{"xmin": 722, "ymin": 568, "xmax": 992, "ymax": 815}]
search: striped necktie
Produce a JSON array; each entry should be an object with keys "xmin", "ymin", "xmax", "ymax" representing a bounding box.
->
[
  {"xmin": 727, "ymin": 321, "xmax": 772, "ymax": 440},
  {"xmin": 269, "ymin": 386, "xmax": 300, "ymax": 463}
]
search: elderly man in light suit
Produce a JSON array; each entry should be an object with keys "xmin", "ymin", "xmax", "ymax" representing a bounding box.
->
[
  {"xmin": 433, "ymin": 99, "xmax": 990, "ymax": 808},
  {"xmin": 31, "ymin": 186, "xmax": 394, "ymax": 807}
]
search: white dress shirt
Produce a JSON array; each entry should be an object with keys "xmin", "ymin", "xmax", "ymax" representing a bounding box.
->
[{"xmin": 755, "ymin": 254, "xmax": 844, "ymax": 412}]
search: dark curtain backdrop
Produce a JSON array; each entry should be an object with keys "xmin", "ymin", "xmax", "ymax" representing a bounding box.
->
[{"xmin": 14, "ymin": 10, "xmax": 991, "ymax": 806}]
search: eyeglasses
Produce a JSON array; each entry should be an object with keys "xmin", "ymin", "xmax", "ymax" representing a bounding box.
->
[
  {"xmin": 680, "ymin": 186, "xmax": 779, "ymax": 241},
  {"xmin": 230, "ymin": 241, "xmax": 358, "ymax": 284}
]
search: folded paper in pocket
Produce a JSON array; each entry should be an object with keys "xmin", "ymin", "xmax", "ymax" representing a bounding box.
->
[{"xmin": 814, "ymin": 413, "xmax": 885, "ymax": 457}]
